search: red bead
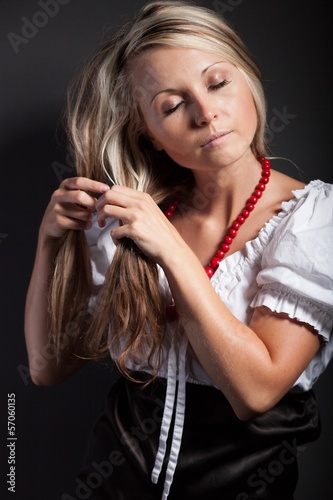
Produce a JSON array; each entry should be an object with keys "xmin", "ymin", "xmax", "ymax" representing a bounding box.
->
[
  {"xmin": 223, "ymin": 235, "xmax": 233, "ymax": 245},
  {"xmin": 210, "ymin": 257, "xmax": 222, "ymax": 270},
  {"xmin": 205, "ymin": 266, "xmax": 214, "ymax": 278},
  {"xmin": 164, "ymin": 157, "xmax": 270, "ymax": 281},
  {"xmin": 228, "ymin": 228, "xmax": 237, "ymax": 238},
  {"xmin": 261, "ymin": 157, "xmax": 270, "ymax": 166}
]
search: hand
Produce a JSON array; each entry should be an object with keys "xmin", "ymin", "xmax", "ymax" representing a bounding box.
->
[
  {"xmin": 95, "ymin": 185, "xmax": 183, "ymax": 263},
  {"xmin": 40, "ymin": 177, "xmax": 110, "ymax": 240}
]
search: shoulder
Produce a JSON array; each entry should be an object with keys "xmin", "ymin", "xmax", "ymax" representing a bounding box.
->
[
  {"xmin": 267, "ymin": 167, "xmax": 332, "ymax": 227},
  {"xmin": 258, "ymin": 177, "xmax": 333, "ymax": 300},
  {"xmin": 266, "ymin": 176, "xmax": 333, "ymax": 253},
  {"xmin": 292, "ymin": 178, "xmax": 333, "ymax": 202},
  {"xmin": 281, "ymin": 178, "xmax": 333, "ymax": 228}
]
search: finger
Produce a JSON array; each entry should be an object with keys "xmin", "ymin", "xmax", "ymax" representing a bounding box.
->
[
  {"xmin": 55, "ymin": 213, "xmax": 93, "ymax": 232},
  {"xmin": 56, "ymin": 203, "xmax": 94, "ymax": 222},
  {"xmin": 52, "ymin": 188, "xmax": 98, "ymax": 211},
  {"xmin": 110, "ymin": 224, "xmax": 130, "ymax": 242},
  {"xmin": 61, "ymin": 177, "xmax": 110, "ymax": 194},
  {"xmin": 96, "ymin": 205, "xmax": 128, "ymax": 227},
  {"xmin": 95, "ymin": 188, "xmax": 136, "ymax": 227},
  {"xmin": 95, "ymin": 185, "xmax": 152, "ymax": 210}
]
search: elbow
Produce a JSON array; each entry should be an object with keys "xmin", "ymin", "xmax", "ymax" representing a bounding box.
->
[
  {"xmin": 26, "ymin": 355, "xmax": 86, "ymax": 386},
  {"xmin": 29, "ymin": 370, "xmax": 61, "ymax": 386},
  {"xmin": 27, "ymin": 357, "xmax": 69, "ymax": 386},
  {"xmin": 232, "ymin": 393, "xmax": 279, "ymax": 422},
  {"xmin": 235, "ymin": 406, "xmax": 263, "ymax": 422},
  {"xmin": 25, "ymin": 356, "xmax": 60, "ymax": 386}
]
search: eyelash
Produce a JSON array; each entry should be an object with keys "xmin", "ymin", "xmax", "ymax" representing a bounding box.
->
[
  {"xmin": 208, "ymin": 79, "xmax": 230, "ymax": 91},
  {"xmin": 164, "ymin": 79, "xmax": 231, "ymax": 116}
]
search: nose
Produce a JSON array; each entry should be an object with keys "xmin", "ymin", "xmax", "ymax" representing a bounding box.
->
[{"xmin": 193, "ymin": 96, "xmax": 217, "ymax": 127}]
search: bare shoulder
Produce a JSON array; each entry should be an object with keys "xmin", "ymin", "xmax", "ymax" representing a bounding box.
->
[
  {"xmin": 269, "ymin": 168, "xmax": 305, "ymax": 202},
  {"xmin": 271, "ymin": 168, "xmax": 305, "ymax": 191}
]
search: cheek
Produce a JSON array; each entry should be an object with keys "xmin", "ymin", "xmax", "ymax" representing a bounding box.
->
[
  {"xmin": 238, "ymin": 92, "xmax": 258, "ymax": 136},
  {"xmin": 146, "ymin": 118, "xmax": 183, "ymax": 149}
]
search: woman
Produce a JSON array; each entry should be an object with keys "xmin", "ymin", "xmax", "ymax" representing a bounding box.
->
[{"xmin": 24, "ymin": 1, "xmax": 333, "ymax": 499}]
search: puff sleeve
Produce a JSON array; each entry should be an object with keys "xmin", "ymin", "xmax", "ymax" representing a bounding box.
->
[
  {"xmin": 252, "ymin": 181, "xmax": 333, "ymax": 334},
  {"xmin": 251, "ymin": 181, "xmax": 333, "ymax": 388}
]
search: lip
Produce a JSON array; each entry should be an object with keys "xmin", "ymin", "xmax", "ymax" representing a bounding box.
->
[{"xmin": 201, "ymin": 131, "xmax": 231, "ymax": 148}]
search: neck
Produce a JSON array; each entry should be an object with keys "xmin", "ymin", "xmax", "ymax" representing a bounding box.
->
[
  {"xmin": 165, "ymin": 157, "xmax": 271, "ymax": 279},
  {"xmin": 186, "ymin": 155, "xmax": 263, "ymax": 226}
]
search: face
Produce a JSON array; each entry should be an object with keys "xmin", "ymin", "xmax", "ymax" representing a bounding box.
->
[{"xmin": 130, "ymin": 46, "xmax": 258, "ymax": 172}]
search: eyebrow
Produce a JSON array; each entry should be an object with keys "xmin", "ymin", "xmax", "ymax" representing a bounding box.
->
[{"xmin": 150, "ymin": 60, "xmax": 226, "ymax": 104}]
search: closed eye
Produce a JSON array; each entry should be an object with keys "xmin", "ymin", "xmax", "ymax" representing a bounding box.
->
[
  {"xmin": 208, "ymin": 79, "xmax": 231, "ymax": 91},
  {"xmin": 164, "ymin": 101, "xmax": 184, "ymax": 115}
]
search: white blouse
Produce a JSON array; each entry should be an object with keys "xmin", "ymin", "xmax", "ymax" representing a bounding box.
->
[{"xmin": 85, "ymin": 179, "xmax": 333, "ymax": 500}]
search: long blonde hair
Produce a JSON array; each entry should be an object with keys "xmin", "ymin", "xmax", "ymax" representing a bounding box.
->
[{"xmin": 49, "ymin": 0, "xmax": 268, "ymax": 378}]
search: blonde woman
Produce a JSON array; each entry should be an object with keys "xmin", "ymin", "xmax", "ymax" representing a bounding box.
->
[{"xmin": 24, "ymin": 1, "xmax": 333, "ymax": 498}]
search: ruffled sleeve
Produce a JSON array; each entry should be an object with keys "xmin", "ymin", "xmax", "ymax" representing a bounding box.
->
[{"xmin": 251, "ymin": 180, "xmax": 333, "ymax": 388}]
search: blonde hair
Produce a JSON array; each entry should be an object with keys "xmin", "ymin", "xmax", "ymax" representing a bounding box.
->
[{"xmin": 49, "ymin": 0, "xmax": 268, "ymax": 378}]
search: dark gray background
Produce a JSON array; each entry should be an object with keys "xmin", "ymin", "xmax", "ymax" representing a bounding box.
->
[{"xmin": 0, "ymin": 1, "xmax": 332, "ymax": 499}]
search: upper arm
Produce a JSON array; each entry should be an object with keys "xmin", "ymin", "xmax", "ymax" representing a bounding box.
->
[
  {"xmin": 248, "ymin": 182, "xmax": 333, "ymax": 401},
  {"xmin": 249, "ymin": 305, "xmax": 321, "ymax": 397}
]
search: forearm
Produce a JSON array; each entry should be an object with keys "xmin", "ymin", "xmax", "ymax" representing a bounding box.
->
[
  {"xmin": 24, "ymin": 177, "xmax": 110, "ymax": 385},
  {"xmin": 97, "ymin": 187, "xmax": 273, "ymax": 411},
  {"xmin": 24, "ymin": 233, "xmax": 86, "ymax": 385},
  {"xmin": 162, "ymin": 248, "xmax": 291, "ymax": 419}
]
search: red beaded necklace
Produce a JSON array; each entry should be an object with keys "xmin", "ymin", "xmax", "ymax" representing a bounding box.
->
[{"xmin": 164, "ymin": 157, "xmax": 271, "ymax": 279}]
